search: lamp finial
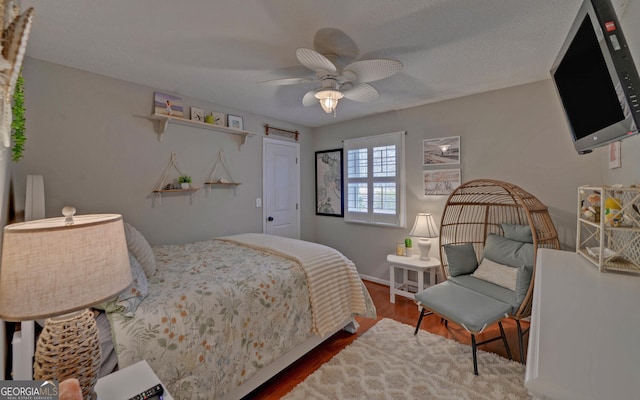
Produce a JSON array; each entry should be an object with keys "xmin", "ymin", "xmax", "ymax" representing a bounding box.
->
[{"xmin": 62, "ymin": 206, "xmax": 76, "ymax": 225}]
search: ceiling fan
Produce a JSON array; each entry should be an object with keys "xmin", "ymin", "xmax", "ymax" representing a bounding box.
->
[{"xmin": 259, "ymin": 47, "xmax": 403, "ymax": 115}]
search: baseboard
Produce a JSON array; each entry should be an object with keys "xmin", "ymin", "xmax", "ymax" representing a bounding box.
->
[{"xmin": 359, "ymin": 274, "xmax": 389, "ymax": 286}]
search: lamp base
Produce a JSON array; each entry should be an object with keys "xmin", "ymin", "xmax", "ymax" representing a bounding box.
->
[
  {"xmin": 34, "ymin": 309, "xmax": 100, "ymax": 400},
  {"xmin": 417, "ymin": 238, "xmax": 432, "ymax": 261}
]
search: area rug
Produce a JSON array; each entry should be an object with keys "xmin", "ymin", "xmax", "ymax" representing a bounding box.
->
[{"xmin": 282, "ymin": 318, "xmax": 530, "ymax": 400}]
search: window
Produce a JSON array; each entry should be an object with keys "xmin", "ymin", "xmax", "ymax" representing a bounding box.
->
[{"xmin": 343, "ymin": 131, "xmax": 406, "ymax": 226}]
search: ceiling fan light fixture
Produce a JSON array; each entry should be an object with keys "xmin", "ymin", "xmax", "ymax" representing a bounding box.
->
[{"xmin": 315, "ymin": 88, "xmax": 344, "ymax": 114}]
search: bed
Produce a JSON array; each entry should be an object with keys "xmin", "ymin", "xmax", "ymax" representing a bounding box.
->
[{"xmin": 101, "ymin": 228, "xmax": 376, "ymax": 400}]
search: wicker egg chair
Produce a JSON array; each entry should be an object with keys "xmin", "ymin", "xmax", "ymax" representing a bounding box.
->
[{"xmin": 438, "ymin": 179, "xmax": 560, "ymax": 361}]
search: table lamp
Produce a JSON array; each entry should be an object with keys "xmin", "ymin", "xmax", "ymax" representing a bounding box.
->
[
  {"xmin": 409, "ymin": 212, "xmax": 439, "ymax": 260},
  {"xmin": 0, "ymin": 209, "xmax": 132, "ymax": 400}
]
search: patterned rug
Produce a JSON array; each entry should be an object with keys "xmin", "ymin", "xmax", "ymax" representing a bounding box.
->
[{"xmin": 282, "ymin": 318, "xmax": 530, "ymax": 400}]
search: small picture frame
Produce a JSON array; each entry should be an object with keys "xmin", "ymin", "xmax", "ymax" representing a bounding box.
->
[
  {"xmin": 228, "ymin": 114, "xmax": 243, "ymax": 130},
  {"xmin": 190, "ymin": 107, "xmax": 204, "ymax": 122},
  {"xmin": 609, "ymin": 141, "xmax": 621, "ymax": 169},
  {"xmin": 154, "ymin": 92, "xmax": 184, "ymax": 117},
  {"xmin": 206, "ymin": 111, "xmax": 226, "ymax": 126}
]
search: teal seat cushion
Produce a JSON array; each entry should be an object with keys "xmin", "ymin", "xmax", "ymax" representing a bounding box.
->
[
  {"xmin": 414, "ymin": 281, "xmax": 512, "ymax": 333},
  {"xmin": 443, "ymin": 243, "xmax": 478, "ymax": 276},
  {"xmin": 501, "ymin": 223, "xmax": 533, "ymax": 243},
  {"xmin": 483, "ymin": 234, "xmax": 534, "ymax": 268},
  {"xmin": 449, "ymin": 275, "xmax": 518, "ymax": 312}
]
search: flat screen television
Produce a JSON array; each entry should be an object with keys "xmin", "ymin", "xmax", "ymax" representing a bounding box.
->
[{"xmin": 551, "ymin": 0, "xmax": 640, "ymax": 154}]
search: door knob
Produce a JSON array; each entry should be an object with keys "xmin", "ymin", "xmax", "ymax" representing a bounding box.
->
[{"xmin": 267, "ymin": 216, "xmax": 274, "ymax": 221}]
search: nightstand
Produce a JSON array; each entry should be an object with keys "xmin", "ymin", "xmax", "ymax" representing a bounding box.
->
[
  {"xmin": 95, "ymin": 360, "xmax": 173, "ymax": 400},
  {"xmin": 387, "ymin": 254, "xmax": 441, "ymax": 303}
]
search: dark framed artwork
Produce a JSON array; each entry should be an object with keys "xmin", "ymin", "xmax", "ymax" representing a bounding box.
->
[{"xmin": 315, "ymin": 149, "xmax": 344, "ymax": 217}]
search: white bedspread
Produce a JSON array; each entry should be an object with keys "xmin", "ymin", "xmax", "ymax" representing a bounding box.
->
[{"xmin": 218, "ymin": 233, "xmax": 376, "ymax": 336}]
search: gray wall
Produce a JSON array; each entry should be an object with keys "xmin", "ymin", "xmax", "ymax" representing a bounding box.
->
[
  {"xmin": 14, "ymin": 58, "xmax": 315, "ymax": 245},
  {"xmin": 313, "ymin": 80, "xmax": 602, "ymax": 282}
]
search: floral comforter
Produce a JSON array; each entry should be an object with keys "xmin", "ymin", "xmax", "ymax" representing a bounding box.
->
[{"xmin": 109, "ymin": 239, "xmax": 316, "ymax": 399}]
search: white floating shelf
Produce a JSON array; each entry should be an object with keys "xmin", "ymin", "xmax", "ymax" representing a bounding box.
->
[{"xmin": 147, "ymin": 114, "xmax": 255, "ymax": 148}]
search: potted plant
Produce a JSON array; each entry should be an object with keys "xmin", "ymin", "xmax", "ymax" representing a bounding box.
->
[
  {"xmin": 178, "ymin": 175, "xmax": 192, "ymax": 189},
  {"xmin": 404, "ymin": 237, "xmax": 413, "ymax": 257}
]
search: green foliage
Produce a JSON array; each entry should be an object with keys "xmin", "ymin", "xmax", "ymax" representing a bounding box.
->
[
  {"xmin": 405, "ymin": 237, "xmax": 412, "ymax": 248},
  {"xmin": 11, "ymin": 74, "xmax": 26, "ymax": 162},
  {"xmin": 178, "ymin": 175, "xmax": 192, "ymax": 184}
]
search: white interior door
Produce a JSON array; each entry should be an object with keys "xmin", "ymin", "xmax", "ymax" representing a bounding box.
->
[{"xmin": 263, "ymin": 138, "xmax": 300, "ymax": 239}]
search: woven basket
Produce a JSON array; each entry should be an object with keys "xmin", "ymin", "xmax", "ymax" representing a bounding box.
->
[
  {"xmin": 439, "ymin": 179, "xmax": 560, "ymax": 320},
  {"xmin": 33, "ymin": 308, "xmax": 100, "ymax": 400}
]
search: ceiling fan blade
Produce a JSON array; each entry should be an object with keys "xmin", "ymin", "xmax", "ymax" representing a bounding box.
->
[
  {"xmin": 257, "ymin": 77, "xmax": 313, "ymax": 86},
  {"xmin": 302, "ymin": 89, "xmax": 319, "ymax": 106},
  {"xmin": 296, "ymin": 48, "xmax": 337, "ymax": 74},
  {"xmin": 343, "ymin": 83, "xmax": 380, "ymax": 103},
  {"xmin": 343, "ymin": 59, "xmax": 403, "ymax": 83}
]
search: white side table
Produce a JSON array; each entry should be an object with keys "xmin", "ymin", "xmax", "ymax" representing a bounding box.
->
[
  {"xmin": 95, "ymin": 360, "xmax": 174, "ymax": 400},
  {"xmin": 387, "ymin": 254, "xmax": 440, "ymax": 303}
]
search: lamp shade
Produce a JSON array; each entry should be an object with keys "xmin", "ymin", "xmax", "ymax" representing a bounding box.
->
[
  {"xmin": 409, "ymin": 213, "xmax": 439, "ymax": 238},
  {"xmin": 315, "ymin": 88, "xmax": 344, "ymax": 114},
  {"xmin": 0, "ymin": 214, "xmax": 132, "ymax": 321}
]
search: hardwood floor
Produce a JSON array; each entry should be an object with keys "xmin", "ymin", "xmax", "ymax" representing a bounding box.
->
[{"xmin": 247, "ymin": 280, "xmax": 529, "ymax": 399}]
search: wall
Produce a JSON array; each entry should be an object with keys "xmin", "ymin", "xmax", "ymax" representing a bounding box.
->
[
  {"xmin": 14, "ymin": 58, "xmax": 315, "ymax": 245},
  {"xmin": 313, "ymin": 80, "xmax": 602, "ymax": 282}
]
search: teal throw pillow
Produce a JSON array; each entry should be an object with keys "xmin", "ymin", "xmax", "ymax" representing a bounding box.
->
[
  {"xmin": 501, "ymin": 223, "xmax": 534, "ymax": 243},
  {"xmin": 483, "ymin": 234, "xmax": 534, "ymax": 268},
  {"xmin": 515, "ymin": 265, "xmax": 534, "ymax": 305},
  {"xmin": 444, "ymin": 243, "xmax": 478, "ymax": 277}
]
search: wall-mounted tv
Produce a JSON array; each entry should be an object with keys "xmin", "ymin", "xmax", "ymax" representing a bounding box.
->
[{"xmin": 551, "ymin": 0, "xmax": 640, "ymax": 154}]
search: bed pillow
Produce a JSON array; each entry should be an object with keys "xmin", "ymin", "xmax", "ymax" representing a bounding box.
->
[
  {"xmin": 515, "ymin": 264, "xmax": 534, "ymax": 305},
  {"xmin": 443, "ymin": 243, "xmax": 478, "ymax": 277},
  {"xmin": 95, "ymin": 254, "xmax": 149, "ymax": 317},
  {"xmin": 483, "ymin": 234, "xmax": 534, "ymax": 268},
  {"xmin": 124, "ymin": 222, "xmax": 156, "ymax": 277},
  {"xmin": 472, "ymin": 258, "xmax": 517, "ymax": 291},
  {"xmin": 501, "ymin": 223, "xmax": 534, "ymax": 243}
]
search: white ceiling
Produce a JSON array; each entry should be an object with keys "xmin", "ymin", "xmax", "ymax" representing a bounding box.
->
[{"xmin": 20, "ymin": 0, "xmax": 630, "ymax": 128}]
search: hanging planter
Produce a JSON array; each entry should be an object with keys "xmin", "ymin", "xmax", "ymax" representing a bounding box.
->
[
  {"xmin": 178, "ymin": 175, "xmax": 192, "ymax": 189},
  {"xmin": 11, "ymin": 74, "xmax": 26, "ymax": 162}
]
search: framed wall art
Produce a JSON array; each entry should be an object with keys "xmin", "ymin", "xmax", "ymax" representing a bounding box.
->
[
  {"xmin": 206, "ymin": 111, "xmax": 226, "ymax": 126},
  {"xmin": 228, "ymin": 114, "xmax": 243, "ymax": 130},
  {"xmin": 423, "ymin": 136, "xmax": 460, "ymax": 165},
  {"xmin": 154, "ymin": 92, "xmax": 184, "ymax": 117},
  {"xmin": 609, "ymin": 141, "xmax": 621, "ymax": 169},
  {"xmin": 315, "ymin": 149, "xmax": 343, "ymax": 217},
  {"xmin": 190, "ymin": 107, "xmax": 204, "ymax": 122},
  {"xmin": 423, "ymin": 169, "xmax": 461, "ymax": 196}
]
